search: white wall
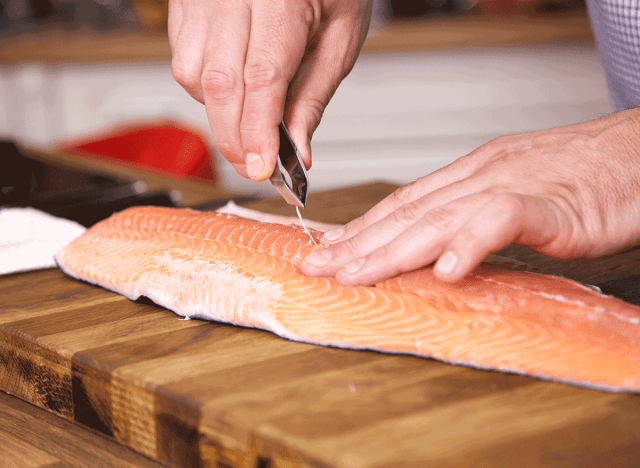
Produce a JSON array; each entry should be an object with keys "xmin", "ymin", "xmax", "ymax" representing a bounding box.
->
[
  {"xmin": 0, "ymin": 43, "xmax": 612, "ymax": 197},
  {"xmin": 1, "ymin": 63, "xmax": 61, "ymax": 145}
]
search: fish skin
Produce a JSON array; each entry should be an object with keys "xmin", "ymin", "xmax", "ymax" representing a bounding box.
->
[{"xmin": 55, "ymin": 206, "xmax": 640, "ymax": 393}]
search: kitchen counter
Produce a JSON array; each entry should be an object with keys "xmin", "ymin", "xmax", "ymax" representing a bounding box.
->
[
  {"xmin": 0, "ymin": 12, "xmax": 593, "ymax": 64},
  {"xmin": 2, "ymin": 147, "xmax": 640, "ymax": 468}
]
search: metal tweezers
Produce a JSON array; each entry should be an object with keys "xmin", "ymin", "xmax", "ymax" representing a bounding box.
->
[{"xmin": 270, "ymin": 122, "xmax": 308, "ymax": 208}]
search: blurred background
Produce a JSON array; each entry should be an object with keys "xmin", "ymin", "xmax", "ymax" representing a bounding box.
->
[{"xmin": 0, "ymin": 0, "xmax": 611, "ymax": 198}]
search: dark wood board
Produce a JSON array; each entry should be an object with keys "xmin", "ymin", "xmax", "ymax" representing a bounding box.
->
[
  {"xmin": 0, "ymin": 390, "xmax": 165, "ymax": 468},
  {"xmin": 2, "ymin": 181, "xmax": 640, "ymax": 468}
]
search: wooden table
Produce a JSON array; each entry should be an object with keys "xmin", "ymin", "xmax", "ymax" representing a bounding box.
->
[{"xmin": 2, "ymin": 151, "xmax": 640, "ymax": 468}]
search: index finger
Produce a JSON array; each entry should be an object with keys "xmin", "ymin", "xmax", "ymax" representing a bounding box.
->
[
  {"xmin": 201, "ymin": 2, "xmax": 252, "ymax": 175},
  {"xmin": 333, "ymin": 192, "xmax": 562, "ymax": 286},
  {"xmin": 322, "ymin": 155, "xmax": 479, "ymax": 244},
  {"xmin": 239, "ymin": 0, "xmax": 315, "ymax": 180}
]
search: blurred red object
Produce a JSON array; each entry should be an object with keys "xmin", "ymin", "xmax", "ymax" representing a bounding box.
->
[{"xmin": 62, "ymin": 122, "xmax": 216, "ymax": 182}]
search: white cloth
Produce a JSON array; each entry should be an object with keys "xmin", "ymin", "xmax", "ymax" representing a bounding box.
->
[{"xmin": 0, "ymin": 207, "xmax": 86, "ymax": 275}]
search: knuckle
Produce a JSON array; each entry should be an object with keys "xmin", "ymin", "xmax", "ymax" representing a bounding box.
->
[
  {"xmin": 201, "ymin": 67, "xmax": 240, "ymax": 102},
  {"xmin": 298, "ymin": 0, "xmax": 317, "ymax": 29},
  {"xmin": 492, "ymin": 193, "xmax": 525, "ymax": 219},
  {"xmin": 297, "ymin": 97, "xmax": 326, "ymax": 131},
  {"xmin": 489, "ymin": 134, "xmax": 517, "ymax": 148},
  {"xmin": 213, "ymin": 137, "xmax": 241, "ymax": 162},
  {"xmin": 239, "ymin": 116, "xmax": 262, "ymax": 135},
  {"xmin": 455, "ymin": 194, "xmax": 526, "ymax": 254},
  {"xmin": 476, "ymin": 135, "xmax": 512, "ymax": 156},
  {"xmin": 339, "ymin": 218, "xmax": 364, "ymax": 238},
  {"xmin": 421, "ymin": 205, "xmax": 458, "ymax": 231},
  {"xmin": 458, "ymin": 226, "xmax": 484, "ymax": 252},
  {"xmin": 373, "ymin": 242, "xmax": 400, "ymax": 269},
  {"xmin": 244, "ymin": 59, "xmax": 282, "ymax": 92},
  {"xmin": 171, "ymin": 60, "xmax": 200, "ymax": 93},
  {"xmin": 389, "ymin": 181, "xmax": 419, "ymax": 208},
  {"xmin": 491, "ymin": 134, "xmax": 510, "ymax": 146},
  {"xmin": 388, "ymin": 203, "xmax": 423, "ymax": 230},
  {"xmin": 337, "ymin": 236, "xmax": 367, "ymax": 260}
]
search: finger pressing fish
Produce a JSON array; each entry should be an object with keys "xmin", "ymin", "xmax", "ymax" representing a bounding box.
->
[{"xmin": 55, "ymin": 205, "xmax": 640, "ymax": 393}]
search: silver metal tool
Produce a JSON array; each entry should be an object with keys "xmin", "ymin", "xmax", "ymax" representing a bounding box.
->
[{"xmin": 270, "ymin": 122, "xmax": 308, "ymax": 208}]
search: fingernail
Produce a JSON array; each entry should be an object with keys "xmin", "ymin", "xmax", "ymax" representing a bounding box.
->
[
  {"xmin": 322, "ymin": 226, "xmax": 344, "ymax": 242},
  {"xmin": 343, "ymin": 258, "xmax": 365, "ymax": 275},
  {"xmin": 436, "ymin": 250, "xmax": 457, "ymax": 275},
  {"xmin": 303, "ymin": 249, "xmax": 332, "ymax": 268},
  {"xmin": 246, "ymin": 152, "xmax": 264, "ymax": 179}
]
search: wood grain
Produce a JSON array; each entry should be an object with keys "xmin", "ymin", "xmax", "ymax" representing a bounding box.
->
[
  {"xmin": 0, "ymin": 390, "xmax": 165, "ymax": 468},
  {"xmin": 2, "ymin": 181, "xmax": 640, "ymax": 468}
]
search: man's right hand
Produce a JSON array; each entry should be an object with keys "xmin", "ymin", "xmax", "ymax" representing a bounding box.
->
[
  {"xmin": 168, "ymin": 0, "xmax": 374, "ymax": 181},
  {"xmin": 301, "ymin": 109, "xmax": 640, "ymax": 285}
]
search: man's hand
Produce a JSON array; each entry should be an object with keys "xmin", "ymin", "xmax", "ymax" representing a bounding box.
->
[
  {"xmin": 168, "ymin": 0, "xmax": 373, "ymax": 180},
  {"xmin": 301, "ymin": 109, "xmax": 640, "ymax": 284}
]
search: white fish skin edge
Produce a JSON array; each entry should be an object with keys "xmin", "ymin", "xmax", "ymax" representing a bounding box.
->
[{"xmin": 216, "ymin": 201, "xmax": 338, "ymax": 232}]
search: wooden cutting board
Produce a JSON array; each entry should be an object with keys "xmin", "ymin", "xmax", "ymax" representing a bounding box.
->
[{"xmin": 2, "ymin": 182, "xmax": 640, "ymax": 468}]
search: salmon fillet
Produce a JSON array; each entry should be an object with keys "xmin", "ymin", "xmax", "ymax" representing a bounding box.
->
[{"xmin": 55, "ymin": 206, "xmax": 640, "ymax": 392}]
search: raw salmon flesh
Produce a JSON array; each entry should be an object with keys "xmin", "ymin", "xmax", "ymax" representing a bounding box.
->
[{"xmin": 55, "ymin": 206, "xmax": 640, "ymax": 392}]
